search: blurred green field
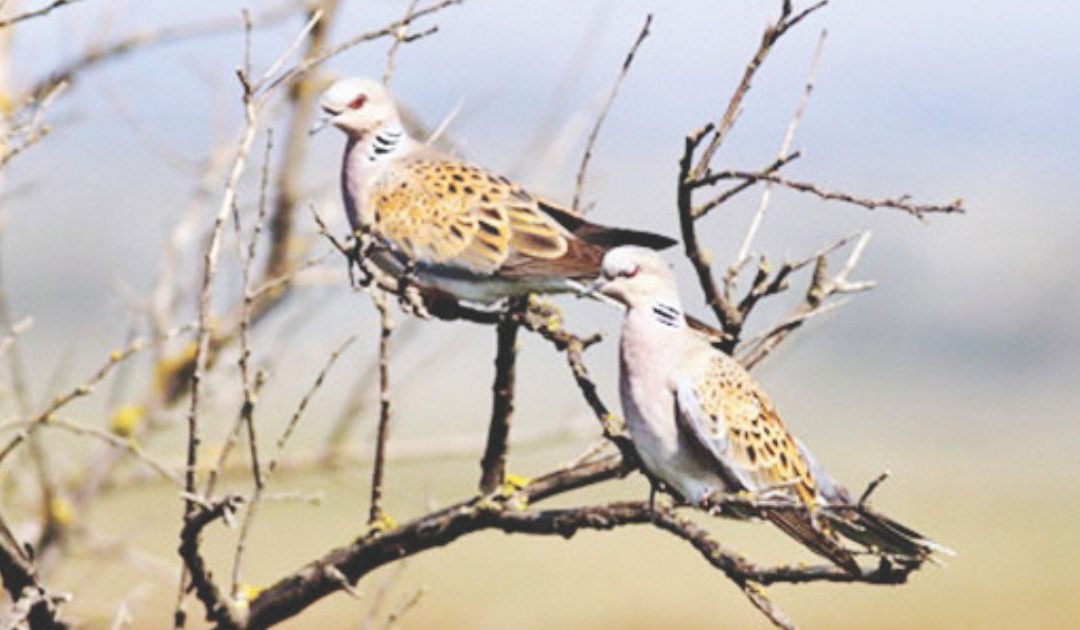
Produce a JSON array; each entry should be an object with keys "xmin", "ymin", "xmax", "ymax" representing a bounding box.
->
[{"xmin": 53, "ymin": 424, "xmax": 1080, "ymax": 629}]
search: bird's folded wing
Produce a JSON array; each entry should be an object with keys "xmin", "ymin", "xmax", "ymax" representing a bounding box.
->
[
  {"xmin": 368, "ymin": 157, "xmax": 571, "ymax": 275},
  {"xmin": 673, "ymin": 355, "xmax": 819, "ymax": 505}
]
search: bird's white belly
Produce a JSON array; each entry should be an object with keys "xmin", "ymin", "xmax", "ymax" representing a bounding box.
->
[{"xmin": 367, "ymin": 248, "xmax": 577, "ymax": 304}]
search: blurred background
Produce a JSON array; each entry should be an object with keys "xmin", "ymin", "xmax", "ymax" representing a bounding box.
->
[{"xmin": 1, "ymin": 0, "xmax": 1078, "ymax": 627}]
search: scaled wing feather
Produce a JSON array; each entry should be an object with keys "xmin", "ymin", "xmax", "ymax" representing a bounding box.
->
[
  {"xmin": 673, "ymin": 353, "xmax": 819, "ymax": 506},
  {"xmin": 367, "ymin": 157, "xmax": 569, "ymax": 275}
]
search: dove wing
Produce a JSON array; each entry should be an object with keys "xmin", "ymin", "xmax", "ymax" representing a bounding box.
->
[
  {"xmin": 672, "ymin": 351, "xmax": 819, "ymax": 506},
  {"xmin": 366, "ymin": 156, "xmax": 571, "ymax": 275},
  {"xmin": 673, "ymin": 350, "xmax": 862, "ymax": 572}
]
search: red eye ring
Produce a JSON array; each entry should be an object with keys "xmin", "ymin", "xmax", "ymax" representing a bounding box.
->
[
  {"xmin": 621, "ymin": 266, "xmax": 639, "ymax": 278},
  {"xmin": 348, "ymin": 94, "xmax": 367, "ymax": 110}
]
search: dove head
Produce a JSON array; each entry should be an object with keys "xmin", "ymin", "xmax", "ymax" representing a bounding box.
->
[
  {"xmin": 318, "ymin": 77, "xmax": 400, "ymax": 138},
  {"xmin": 595, "ymin": 246, "xmax": 682, "ymax": 310}
]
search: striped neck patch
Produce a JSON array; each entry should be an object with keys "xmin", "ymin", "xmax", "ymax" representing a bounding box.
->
[{"xmin": 651, "ymin": 301, "xmax": 683, "ymax": 328}]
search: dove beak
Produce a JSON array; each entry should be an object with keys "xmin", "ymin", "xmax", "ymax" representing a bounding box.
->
[
  {"xmin": 309, "ymin": 111, "xmax": 334, "ymax": 136},
  {"xmin": 578, "ymin": 277, "xmax": 607, "ymax": 298}
]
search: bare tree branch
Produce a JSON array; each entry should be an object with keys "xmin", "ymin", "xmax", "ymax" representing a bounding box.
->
[
  {"xmin": 738, "ymin": 231, "xmax": 874, "ymax": 368},
  {"xmin": 571, "ymin": 13, "xmax": 652, "ymax": 212},
  {"xmin": 382, "ymin": 0, "xmax": 423, "ymax": 86},
  {"xmin": 695, "ymin": 168, "xmax": 964, "ymax": 220},
  {"xmin": 23, "ymin": 1, "xmax": 299, "ymax": 101},
  {"xmin": 263, "ymin": 0, "xmax": 340, "ymax": 285},
  {"xmin": 729, "ymin": 29, "xmax": 828, "ymax": 280},
  {"xmin": 261, "ymin": 0, "xmax": 467, "ymax": 96},
  {"xmin": 691, "ymin": 0, "xmax": 829, "ymax": 178},
  {"xmin": 478, "ymin": 302, "xmax": 523, "ymax": 494},
  {"xmin": 177, "ymin": 495, "xmax": 244, "ymax": 628},
  {"xmin": 368, "ymin": 291, "xmax": 395, "ymax": 524},
  {"xmin": 0, "ymin": 0, "xmax": 87, "ymax": 30},
  {"xmin": 232, "ymin": 335, "xmax": 356, "ymax": 597},
  {"xmin": 0, "ymin": 339, "xmax": 141, "ymax": 466},
  {"xmin": 0, "ymin": 520, "xmax": 69, "ymax": 629}
]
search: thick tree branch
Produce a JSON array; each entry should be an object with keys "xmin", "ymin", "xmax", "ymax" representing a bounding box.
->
[
  {"xmin": 478, "ymin": 302, "xmax": 523, "ymax": 494},
  {"xmin": 177, "ymin": 495, "xmax": 244, "ymax": 628},
  {"xmin": 0, "ymin": 522, "xmax": 68, "ymax": 629}
]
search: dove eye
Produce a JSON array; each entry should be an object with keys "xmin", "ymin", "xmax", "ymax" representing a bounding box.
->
[
  {"xmin": 620, "ymin": 266, "xmax": 639, "ymax": 279},
  {"xmin": 348, "ymin": 94, "xmax": 368, "ymax": 110}
]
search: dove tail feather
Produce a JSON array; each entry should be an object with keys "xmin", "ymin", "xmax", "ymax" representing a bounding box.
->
[
  {"xmin": 572, "ymin": 223, "xmax": 678, "ymax": 251},
  {"xmin": 823, "ymin": 506, "xmax": 955, "ymax": 560},
  {"xmin": 536, "ymin": 201, "xmax": 677, "ymax": 251},
  {"xmin": 766, "ymin": 510, "xmax": 861, "ymax": 575}
]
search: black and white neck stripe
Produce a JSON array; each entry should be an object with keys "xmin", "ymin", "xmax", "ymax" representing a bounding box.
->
[
  {"xmin": 366, "ymin": 127, "xmax": 404, "ymax": 162},
  {"xmin": 651, "ymin": 301, "xmax": 684, "ymax": 328}
]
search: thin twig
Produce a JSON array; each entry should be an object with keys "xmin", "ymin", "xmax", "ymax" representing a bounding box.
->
[
  {"xmin": 24, "ymin": 1, "xmax": 298, "ymax": 101},
  {"xmin": 231, "ymin": 335, "xmax": 356, "ymax": 597},
  {"xmin": 233, "ymin": 130, "xmax": 275, "ymax": 496},
  {"xmin": 382, "ymin": 0, "xmax": 422, "ymax": 85},
  {"xmin": 368, "ymin": 292, "xmax": 394, "ymax": 523},
  {"xmin": 260, "ymin": 0, "xmax": 465, "ymax": 96},
  {"xmin": 38, "ymin": 417, "xmax": 181, "ymax": 485},
  {"xmin": 858, "ymin": 471, "xmax": 891, "ymax": 508},
  {"xmin": 571, "ymin": 13, "xmax": 652, "ymax": 211},
  {"xmin": 738, "ymin": 231, "xmax": 874, "ymax": 368},
  {"xmin": 384, "ymin": 586, "xmax": 427, "ymax": 628},
  {"xmin": 692, "ymin": 0, "xmax": 829, "ymax": 178},
  {"xmin": 182, "ymin": 92, "xmax": 259, "ymax": 520},
  {"xmin": 0, "ymin": 0, "xmax": 87, "ymax": 30},
  {"xmin": 271, "ymin": 335, "xmax": 358, "ymax": 478},
  {"xmin": 0, "ymin": 80, "xmax": 67, "ymax": 169},
  {"xmin": 0, "ymin": 316, "xmax": 31, "ymax": 360},
  {"xmin": 262, "ymin": 1, "xmax": 339, "ymax": 284},
  {"xmin": 729, "ymin": 29, "xmax": 827, "ymax": 286},
  {"xmin": 698, "ymin": 169, "xmax": 964, "ymax": 219},
  {"xmin": 424, "ymin": 98, "xmax": 463, "ymax": 146},
  {"xmin": 0, "ymin": 339, "xmax": 142, "ymax": 466}
]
